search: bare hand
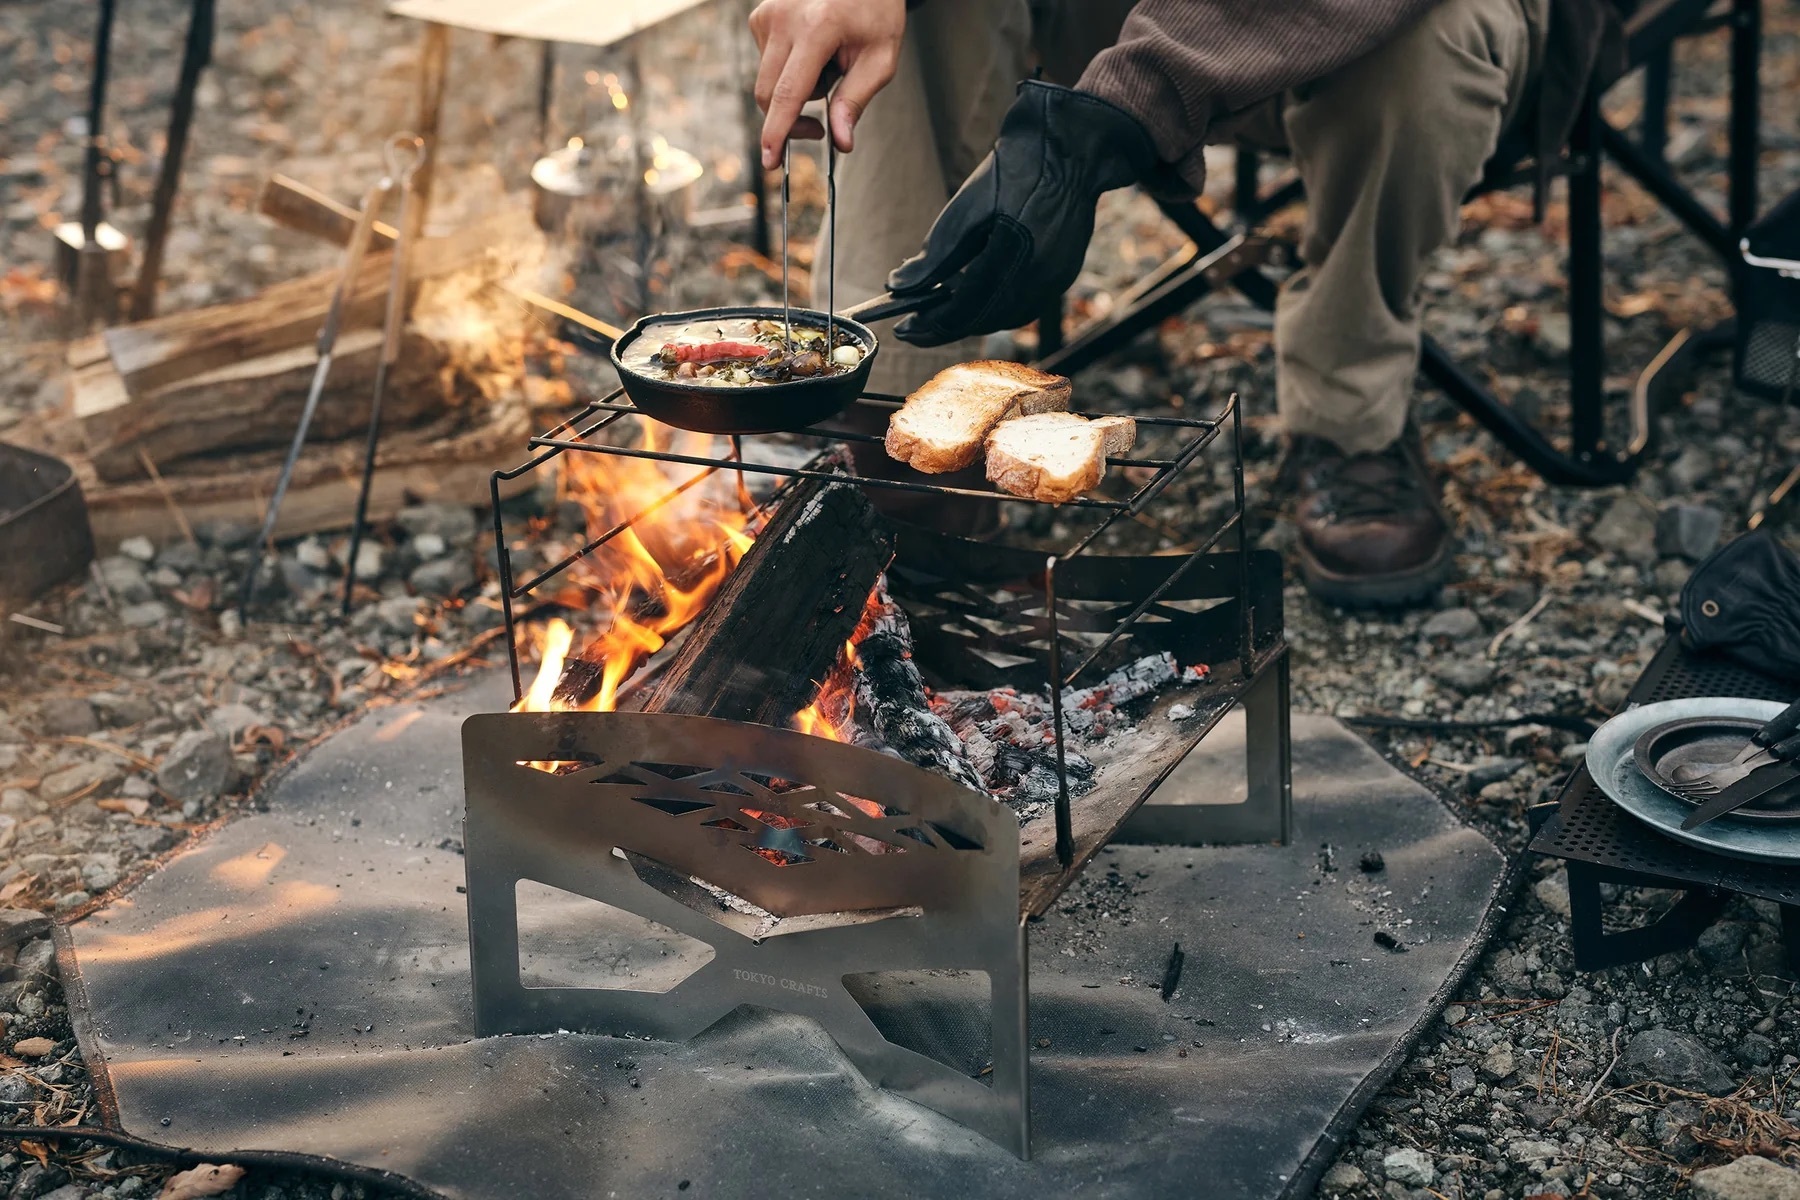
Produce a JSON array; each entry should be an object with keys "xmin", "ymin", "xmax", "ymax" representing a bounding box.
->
[{"xmin": 749, "ymin": 0, "xmax": 905, "ymax": 168}]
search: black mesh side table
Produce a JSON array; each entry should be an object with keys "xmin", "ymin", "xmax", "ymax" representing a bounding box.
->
[{"xmin": 1530, "ymin": 634, "xmax": 1800, "ymax": 972}]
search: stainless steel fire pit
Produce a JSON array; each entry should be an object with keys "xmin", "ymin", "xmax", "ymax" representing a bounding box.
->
[{"xmin": 466, "ymin": 387, "xmax": 1290, "ymax": 1157}]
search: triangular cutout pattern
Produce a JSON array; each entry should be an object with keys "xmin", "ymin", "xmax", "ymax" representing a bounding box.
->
[{"xmin": 633, "ymin": 796, "xmax": 715, "ymax": 818}]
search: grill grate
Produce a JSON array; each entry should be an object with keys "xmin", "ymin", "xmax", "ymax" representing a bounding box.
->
[{"xmin": 1532, "ymin": 635, "xmax": 1800, "ymax": 905}]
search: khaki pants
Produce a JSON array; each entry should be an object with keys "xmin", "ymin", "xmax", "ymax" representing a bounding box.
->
[{"xmin": 828, "ymin": 0, "xmax": 1546, "ymax": 454}]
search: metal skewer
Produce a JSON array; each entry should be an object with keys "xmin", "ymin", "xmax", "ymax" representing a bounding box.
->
[
  {"xmin": 342, "ymin": 134, "xmax": 427, "ymax": 617},
  {"xmin": 238, "ymin": 162, "xmax": 394, "ymax": 614}
]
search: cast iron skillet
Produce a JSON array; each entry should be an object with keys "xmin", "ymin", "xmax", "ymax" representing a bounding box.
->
[{"xmin": 603, "ymin": 290, "xmax": 943, "ymax": 435}]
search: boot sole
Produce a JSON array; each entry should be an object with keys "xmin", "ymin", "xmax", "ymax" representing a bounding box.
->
[{"xmin": 1298, "ymin": 541, "xmax": 1453, "ymax": 609}]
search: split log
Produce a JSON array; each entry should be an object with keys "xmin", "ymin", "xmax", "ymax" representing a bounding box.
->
[
  {"xmin": 259, "ymin": 173, "xmax": 399, "ymax": 252},
  {"xmin": 85, "ymin": 328, "xmax": 456, "ymax": 483},
  {"xmin": 102, "ymin": 207, "xmax": 533, "ymax": 397},
  {"xmin": 11, "ymin": 398, "xmax": 536, "ymax": 552},
  {"xmin": 637, "ymin": 475, "xmax": 893, "ymax": 727}
]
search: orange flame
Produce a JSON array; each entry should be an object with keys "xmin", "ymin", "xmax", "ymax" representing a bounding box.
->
[
  {"xmin": 512, "ymin": 431, "xmax": 752, "ymax": 719},
  {"xmin": 511, "ymin": 437, "xmax": 883, "ymax": 750}
]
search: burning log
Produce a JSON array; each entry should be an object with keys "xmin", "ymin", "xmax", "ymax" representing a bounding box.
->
[
  {"xmin": 545, "ymin": 544, "xmax": 737, "ymax": 710},
  {"xmin": 638, "ymin": 474, "xmax": 894, "ymax": 728},
  {"xmin": 845, "ymin": 585, "xmax": 988, "ymax": 795}
]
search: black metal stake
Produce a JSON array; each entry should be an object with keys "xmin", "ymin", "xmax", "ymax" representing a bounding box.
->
[
  {"xmin": 71, "ymin": 0, "xmax": 120, "ymax": 327},
  {"xmin": 80, "ymin": 0, "xmax": 117, "ymax": 244},
  {"xmin": 730, "ymin": 434, "xmax": 751, "ymax": 512},
  {"xmin": 130, "ymin": 0, "xmax": 214, "ymax": 322},
  {"xmin": 1728, "ymin": 0, "xmax": 1761, "ymax": 239},
  {"xmin": 1045, "ymin": 556, "xmax": 1073, "ymax": 869}
]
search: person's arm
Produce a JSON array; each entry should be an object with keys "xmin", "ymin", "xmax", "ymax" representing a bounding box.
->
[
  {"xmin": 748, "ymin": 0, "xmax": 908, "ymax": 169},
  {"xmin": 1080, "ymin": 0, "xmax": 1446, "ymax": 190}
]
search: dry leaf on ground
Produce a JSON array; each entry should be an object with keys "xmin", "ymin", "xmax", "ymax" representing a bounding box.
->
[{"xmin": 159, "ymin": 1163, "xmax": 247, "ymax": 1199}]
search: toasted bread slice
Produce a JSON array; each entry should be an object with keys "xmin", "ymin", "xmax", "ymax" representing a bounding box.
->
[
  {"xmin": 884, "ymin": 361, "xmax": 1072, "ymax": 474},
  {"xmin": 984, "ymin": 412, "xmax": 1137, "ymax": 504}
]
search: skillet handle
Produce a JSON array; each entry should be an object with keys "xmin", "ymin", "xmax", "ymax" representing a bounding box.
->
[{"xmin": 838, "ymin": 288, "xmax": 950, "ymax": 325}]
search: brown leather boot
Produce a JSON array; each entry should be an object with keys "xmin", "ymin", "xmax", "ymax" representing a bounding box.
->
[{"xmin": 1284, "ymin": 430, "xmax": 1453, "ymax": 608}]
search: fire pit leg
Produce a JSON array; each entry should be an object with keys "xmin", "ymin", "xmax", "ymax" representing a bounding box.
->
[
  {"xmin": 1243, "ymin": 649, "xmax": 1293, "ymax": 846},
  {"xmin": 1119, "ymin": 648, "xmax": 1293, "ymax": 846},
  {"xmin": 462, "ymin": 711, "xmax": 1032, "ymax": 1157}
]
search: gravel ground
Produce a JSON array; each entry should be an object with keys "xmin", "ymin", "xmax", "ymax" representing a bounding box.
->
[{"xmin": 4, "ymin": 1, "xmax": 1800, "ymax": 1197}]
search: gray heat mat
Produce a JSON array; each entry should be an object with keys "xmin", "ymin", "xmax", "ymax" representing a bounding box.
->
[{"xmin": 61, "ymin": 672, "xmax": 1506, "ymax": 1200}]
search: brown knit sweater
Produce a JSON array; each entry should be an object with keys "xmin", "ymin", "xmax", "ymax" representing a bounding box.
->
[{"xmin": 1075, "ymin": 0, "xmax": 1622, "ymax": 194}]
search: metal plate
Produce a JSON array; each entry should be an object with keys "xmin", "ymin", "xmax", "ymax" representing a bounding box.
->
[
  {"xmin": 1588, "ymin": 698, "xmax": 1800, "ymax": 863},
  {"xmin": 1631, "ymin": 716, "xmax": 1800, "ymax": 823}
]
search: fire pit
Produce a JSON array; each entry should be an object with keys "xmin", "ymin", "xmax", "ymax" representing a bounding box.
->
[{"xmin": 466, "ymin": 387, "xmax": 1288, "ymax": 1156}]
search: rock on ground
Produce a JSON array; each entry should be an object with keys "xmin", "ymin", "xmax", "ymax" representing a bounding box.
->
[
  {"xmin": 1692, "ymin": 1156, "xmax": 1800, "ymax": 1200},
  {"xmin": 156, "ymin": 730, "xmax": 233, "ymax": 805},
  {"xmin": 1619, "ymin": 1028, "xmax": 1738, "ymax": 1096}
]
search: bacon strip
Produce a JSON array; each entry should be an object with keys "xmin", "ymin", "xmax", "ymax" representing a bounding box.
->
[{"xmin": 659, "ymin": 340, "xmax": 768, "ymax": 364}]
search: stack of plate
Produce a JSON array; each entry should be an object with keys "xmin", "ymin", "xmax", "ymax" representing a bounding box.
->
[{"xmin": 1587, "ymin": 698, "xmax": 1800, "ymax": 865}]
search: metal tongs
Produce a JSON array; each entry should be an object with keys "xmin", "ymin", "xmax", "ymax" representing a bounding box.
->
[
  {"xmin": 238, "ymin": 134, "xmax": 425, "ymax": 615},
  {"xmin": 777, "ymin": 97, "xmax": 838, "ymax": 356}
]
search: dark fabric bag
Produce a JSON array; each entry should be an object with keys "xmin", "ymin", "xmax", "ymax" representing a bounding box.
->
[{"xmin": 1681, "ymin": 529, "xmax": 1800, "ymax": 682}]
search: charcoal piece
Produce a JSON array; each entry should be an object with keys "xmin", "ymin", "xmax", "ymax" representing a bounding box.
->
[{"xmin": 1160, "ymin": 943, "xmax": 1185, "ymax": 1002}]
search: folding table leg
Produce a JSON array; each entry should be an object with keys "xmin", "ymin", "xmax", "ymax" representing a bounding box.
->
[{"xmin": 1565, "ymin": 861, "xmax": 1731, "ymax": 971}]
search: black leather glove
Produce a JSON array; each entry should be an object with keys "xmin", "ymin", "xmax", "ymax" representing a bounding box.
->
[{"xmin": 887, "ymin": 80, "xmax": 1156, "ymax": 348}]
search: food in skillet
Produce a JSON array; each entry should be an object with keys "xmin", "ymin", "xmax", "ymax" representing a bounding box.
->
[{"xmin": 626, "ymin": 316, "xmax": 867, "ymax": 386}]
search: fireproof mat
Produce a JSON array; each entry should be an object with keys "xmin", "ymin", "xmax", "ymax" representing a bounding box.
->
[{"xmin": 62, "ymin": 673, "xmax": 1506, "ymax": 1200}]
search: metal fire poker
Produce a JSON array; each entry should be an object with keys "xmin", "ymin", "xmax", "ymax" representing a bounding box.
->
[
  {"xmin": 342, "ymin": 134, "xmax": 428, "ymax": 617},
  {"xmin": 239, "ymin": 161, "xmax": 396, "ymax": 613},
  {"xmin": 1045, "ymin": 556, "xmax": 1074, "ymax": 868}
]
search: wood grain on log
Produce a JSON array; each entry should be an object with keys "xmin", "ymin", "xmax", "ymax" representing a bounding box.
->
[
  {"xmin": 638, "ymin": 475, "xmax": 893, "ymax": 727},
  {"xmin": 86, "ymin": 329, "xmax": 456, "ymax": 483},
  {"xmin": 103, "ymin": 208, "xmax": 529, "ymax": 398}
]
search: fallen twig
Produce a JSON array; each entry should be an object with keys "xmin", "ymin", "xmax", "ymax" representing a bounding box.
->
[
  {"xmin": 7, "ymin": 613, "xmax": 64, "ymax": 635},
  {"xmin": 53, "ymin": 736, "xmax": 157, "ymax": 774},
  {"xmin": 1488, "ymin": 593, "xmax": 1552, "ymax": 659},
  {"xmin": 1574, "ymin": 1027, "xmax": 1625, "ymax": 1115},
  {"xmin": 1622, "ymin": 598, "xmax": 1666, "ymax": 627}
]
